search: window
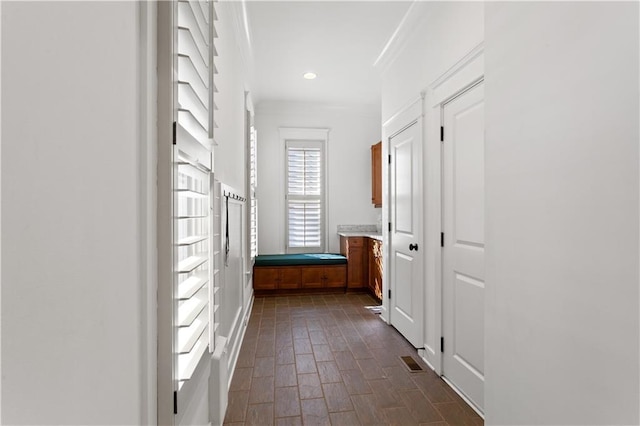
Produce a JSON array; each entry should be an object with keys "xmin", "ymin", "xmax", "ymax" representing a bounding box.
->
[
  {"xmin": 286, "ymin": 140, "xmax": 325, "ymax": 253},
  {"xmin": 249, "ymin": 124, "xmax": 258, "ymax": 260}
]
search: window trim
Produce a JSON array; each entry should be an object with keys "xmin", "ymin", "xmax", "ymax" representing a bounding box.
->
[{"xmin": 279, "ymin": 128, "xmax": 329, "ymax": 254}]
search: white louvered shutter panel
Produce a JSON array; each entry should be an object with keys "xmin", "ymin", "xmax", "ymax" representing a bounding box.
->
[
  {"xmin": 174, "ymin": 0, "xmax": 219, "ymax": 390},
  {"xmin": 286, "ymin": 141, "xmax": 324, "ymax": 253},
  {"xmin": 249, "ymin": 126, "xmax": 258, "ymax": 260}
]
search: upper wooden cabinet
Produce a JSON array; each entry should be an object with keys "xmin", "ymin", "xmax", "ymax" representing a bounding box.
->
[{"xmin": 371, "ymin": 141, "xmax": 382, "ymax": 207}]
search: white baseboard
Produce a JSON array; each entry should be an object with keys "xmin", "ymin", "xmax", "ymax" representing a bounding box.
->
[{"xmin": 440, "ymin": 376, "xmax": 484, "ymax": 419}]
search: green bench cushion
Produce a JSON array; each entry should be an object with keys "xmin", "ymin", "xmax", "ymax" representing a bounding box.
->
[{"xmin": 255, "ymin": 253, "xmax": 347, "ymax": 267}]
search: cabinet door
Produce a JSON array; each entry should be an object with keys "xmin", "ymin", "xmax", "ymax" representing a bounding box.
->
[
  {"xmin": 279, "ymin": 268, "xmax": 301, "ymax": 289},
  {"xmin": 347, "ymin": 246, "xmax": 365, "ymax": 288},
  {"xmin": 324, "ymin": 265, "xmax": 347, "ymax": 288},
  {"xmin": 346, "ymin": 237, "xmax": 365, "ymax": 289},
  {"xmin": 254, "ymin": 268, "xmax": 279, "ymax": 290},
  {"xmin": 371, "ymin": 141, "xmax": 382, "ymax": 207},
  {"xmin": 301, "ymin": 266, "xmax": 323, "ymax": 288}
]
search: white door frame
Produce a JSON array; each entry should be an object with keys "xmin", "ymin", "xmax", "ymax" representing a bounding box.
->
[{"xmin": 420, "ymin": 43, "xmax": 485, "ymax": 375}]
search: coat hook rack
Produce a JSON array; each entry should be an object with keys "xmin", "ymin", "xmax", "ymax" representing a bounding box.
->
[{"xmin": 223, "ymin": 189, "xmax": 246, "ymax": 202}]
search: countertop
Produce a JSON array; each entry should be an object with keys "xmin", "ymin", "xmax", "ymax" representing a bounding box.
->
[{"xmin": 338, "ymin": 231, "xmax": 383, "ymax": 241}]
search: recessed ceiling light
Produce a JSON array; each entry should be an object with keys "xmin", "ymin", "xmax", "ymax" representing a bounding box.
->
[{"xmin": 303, "ymin": 72, "xmax": 317, "ymax": 80}]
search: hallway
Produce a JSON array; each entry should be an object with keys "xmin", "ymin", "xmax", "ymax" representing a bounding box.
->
[{"xmin": 224, "ymin": 294, "xmax": 483, "ymax": 425}]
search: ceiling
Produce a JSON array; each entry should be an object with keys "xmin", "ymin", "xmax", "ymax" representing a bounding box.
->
[{"xmin": 244, "ymin": 1, "xmax": 412, "ymax": 109}]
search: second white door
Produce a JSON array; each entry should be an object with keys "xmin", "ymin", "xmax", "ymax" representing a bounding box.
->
[{"xmin": 442, "ymin": 80, "xmax": 485, "ymax": 412}]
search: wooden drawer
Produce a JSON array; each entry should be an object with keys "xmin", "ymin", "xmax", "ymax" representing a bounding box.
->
[{"xmin": 348, "ymin": 237, "xmax": 364, "ymax": 247}]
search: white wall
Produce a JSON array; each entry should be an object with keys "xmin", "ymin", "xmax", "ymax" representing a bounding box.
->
[
  {"xmin": 255, "ymin": 102, "xmax": 381, "ymax": 254},
  {"xmin": 484, "ymin": 2, "xmax": 639, "ymax": 424},
  {"xmin": 214, "ymin": 2, "xmax": 248, "ymax": 194},
  {"xmin": 380, "ymin": 2, "xmax": 484, "ymax": 123},
  {"xmin": 380, "ymin": 1, "xmax": 484, "ymax": 366},
  {"xmin": 2, "ymin": 2, "xmax": 153, "ymax": 424},
  {"xmin": 211, "ymin": 3, "xmax": 254, "ymax": 424}
]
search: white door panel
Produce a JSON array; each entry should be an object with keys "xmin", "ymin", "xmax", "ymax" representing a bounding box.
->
[
  {"xmin": 453, "ymin": 273, "xmax": 484, "ymax": 376},
  {"xmin": 442, "ymin": 81, "xmax": 485, "ymax": 412},
  {"xmin": 393, "ymin": 252, "xmax": 414, "ymax": 319},
  {"xmin": 389, "ymin": 119, "xmax": 424, "ymax": 348},
  {"xmin": 394, "ymin": 139, "xmax": 414, "ymax": 233},
  {"xmin": 453, "ymin": 99, "xmax": 485, "ymax": 247}
]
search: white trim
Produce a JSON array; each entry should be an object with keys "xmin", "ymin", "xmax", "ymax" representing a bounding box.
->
[
  {"xmin": 227, "ymin": 1, "xmax": 254, "ymax": 85},
  {"xmin": 428, "ymin": 42, "xmax": 484, "ymax": 107},
  {"xmin": 156, "ymin": 1, "xmax": 177, "ymax": 423},
  {"xmin": 418, "ymin": 349, "xmax": 436, "ymax": 372},
  {"xmin": 245, "ymin": 91, "xmax": 254, "ymax": 117},
  {"xmin": 372, "ymin": 1, "xmax": 429, "ymax": 73},
  {"xmin": 441, "ymin": 376, "xmax": 485, "ymax": 419},
  {"xmin": 422, "ymin": 43, "xmax": 484, "ymax": 379},
  {"xmin": 138, "ymin": 1, "xmax": 158, "ymax": 424},
  {"xmin": 382, "ymin": 95, "xmax": 423, "ymax": 138},
  {"xmin": 226, "ymin": 294, "xmax": 254, "ymax": 391},
  {"xmin": 0, "ymin": 1, "xmax": 3, "ymax": 420},
  {"xmin": 225, "ymin": 304, "xmax": 244, "ymax": 375}
]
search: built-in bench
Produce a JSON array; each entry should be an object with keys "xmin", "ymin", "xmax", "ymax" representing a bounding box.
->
[{"xmin": 253, "ymin": 254, "xmax": 347, "ymax": 294}]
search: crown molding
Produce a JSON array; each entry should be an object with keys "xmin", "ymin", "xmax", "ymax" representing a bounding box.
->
[
  {"xmin": 226, "ymin": 0, "xmax": 254, "ymax": 81},
  {"xmin": 373, "ymin": 1, "xmax": 430, "ymax": 74}
]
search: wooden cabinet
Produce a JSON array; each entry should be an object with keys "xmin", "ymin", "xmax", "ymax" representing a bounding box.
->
[
  {"xmin": 301, "ymin": 267, "xmax": 323, "ymax": 288},
  {"xmin": 340, "ymin": 236, "xmax": 368, "ymax": 289},
  {"xmin": 254, "ymin": 267, "xmax": 301, "ymax": 290},
  {"xmin": 368, "ymin": 238, "xmax": 383, "ymax": 302},
  {"xmin": 280, "ymin": 268, "xmax": 302, "ymax": 289},
  {"xmin": 371, "ymin": 141, "xmax": 382, "ymax": 208},
  {"xmin": 254, "ymin": 264, "xmax": 346, "ymax": 292},
  {"xmin": 325, "ymin": 265, "xmax": 348, "ymax": 288},
  {"xmin": 341, "ymin": 235, "xmax": 383, "ymax": 300}
]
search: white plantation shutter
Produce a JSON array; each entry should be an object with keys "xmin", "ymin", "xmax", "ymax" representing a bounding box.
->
[
  {"xmin": 286, "ymin": 141, "xmax": 325, "ymax": 252},
  {"xmin": 173, "ymin": 0, "xmax": 219, "ymax": 393},
  {"xmin": 175, "ymin": 159, "xmax": 210, "ymax": 387},
  {"xmin": 249, "ymin": 126, "xmax": 258, "ymax": 260}
]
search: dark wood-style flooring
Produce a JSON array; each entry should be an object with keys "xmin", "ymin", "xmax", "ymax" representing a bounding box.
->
[{"xmin": 224, "ymin": 293, "xmax": 483, "ymax": 425}]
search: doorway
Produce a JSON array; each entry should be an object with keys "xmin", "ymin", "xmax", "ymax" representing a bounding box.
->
[{"xmin": 441, "ymin": 79, "xmax": 485, "ymax": 412}]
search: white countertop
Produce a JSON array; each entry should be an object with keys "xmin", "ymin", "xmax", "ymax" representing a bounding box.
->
[{"xmin": 338, "ymin": 232, "xmax": 383, "ymax": 241}]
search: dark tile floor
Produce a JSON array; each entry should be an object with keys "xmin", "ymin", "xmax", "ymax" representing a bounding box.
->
[{"xmin": 224, "ymin": 293, "xmax": 483, "ymax": 426}]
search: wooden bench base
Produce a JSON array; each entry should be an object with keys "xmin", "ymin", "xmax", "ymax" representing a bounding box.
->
[{"xmin": 253, "ymin": 264, "xmax": 347, "ymax": 294}]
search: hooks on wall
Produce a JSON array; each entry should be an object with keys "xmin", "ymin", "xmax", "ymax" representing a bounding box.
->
[{"xmin": 223, "ymin": 189, "xmax": 246, "ymax": 202}]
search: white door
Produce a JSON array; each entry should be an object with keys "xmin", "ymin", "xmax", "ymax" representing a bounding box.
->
[
  {"xmin": 441, "ymin": 81, "xmax": 485, "ymax": 411},
  {"xmin": 389, "ymin": 119, "xmax": 424, "ymax": 348}
]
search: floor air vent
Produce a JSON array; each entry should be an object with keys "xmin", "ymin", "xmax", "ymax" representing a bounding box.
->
[{"xmin": 400, "ymin": 356, "xmax": 423, "ymax": 372}]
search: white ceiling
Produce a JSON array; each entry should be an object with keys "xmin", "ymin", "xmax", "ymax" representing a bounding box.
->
[{"xmin": 244, "ymin": 1, "xmax": 412, "ymax": 109}]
